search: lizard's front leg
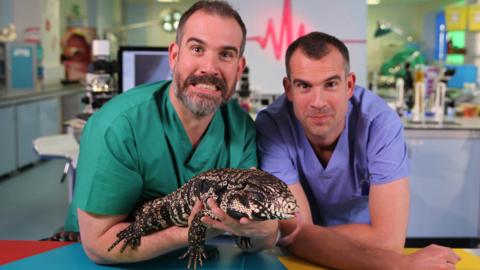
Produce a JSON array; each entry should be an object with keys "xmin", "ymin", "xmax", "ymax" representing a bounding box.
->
[
  {"xmin": 179, "ymin": 209, "xmax": 211, "ymax": 270},
  {"xmin": 108, "ymin": 222, "xmax": 143, "ymax": 252},
  {"xmin": 108, "ymin": 199, "xmax": 167, "ymax": 253}
]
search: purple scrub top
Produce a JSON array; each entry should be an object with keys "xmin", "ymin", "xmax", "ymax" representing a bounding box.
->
[{"xmin": 255, "ymin": 86, "xmax": 409, "ymax": 226}]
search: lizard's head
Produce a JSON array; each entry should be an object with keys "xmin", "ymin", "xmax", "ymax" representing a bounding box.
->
[{"xmin": 226, "ymin": 170, "xmax": 299, "ymax": 221}]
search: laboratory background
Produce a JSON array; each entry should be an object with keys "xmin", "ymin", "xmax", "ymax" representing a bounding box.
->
[{"xmin": 1, "ymin": 0, "xmax": 480, "ymax": 267}]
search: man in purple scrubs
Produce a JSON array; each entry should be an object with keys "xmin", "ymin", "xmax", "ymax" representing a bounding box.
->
[{"xmin": 256, "ymin": 32, "xmax": 459, "ymax": 269}]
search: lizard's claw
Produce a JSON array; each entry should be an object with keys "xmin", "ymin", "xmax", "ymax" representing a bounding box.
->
[
  {"xmin": 108, "ymin": 225, "xmax": 142, "ymax": 252},
  {"xmin": 237, "ymin": 236, "xmax": 252, "ymax": 249},
  {"xmin": 179, "ymin": 246, "xmax": 207, "ymax": 270}
]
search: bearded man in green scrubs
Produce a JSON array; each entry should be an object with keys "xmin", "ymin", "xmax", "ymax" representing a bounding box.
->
[{"xmin": 62, "ymin": 1, "xmax": 279, "ymax": 264}]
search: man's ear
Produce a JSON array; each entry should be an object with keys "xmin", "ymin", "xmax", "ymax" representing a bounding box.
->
[
  {"xmin": 168, "ymin": 42, "xmax": 179, "ymax": 71},
  {"xmin": 236, "ymin": 57, "xmax": 246, "ymax": 81},
  {"xmin": 346, "ymin": 72, "xmax": 356, "ymax": 98},
  {"xmin": 283, "ymin": 77, "xmax": 293, "ymax": 102}
]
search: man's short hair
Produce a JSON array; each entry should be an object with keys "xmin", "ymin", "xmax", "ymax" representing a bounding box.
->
[
  {"xmin": 176, "ymin": 0, "xmax": 247, "ymax": 56},
  {"xmin": 285, "ymin": 31, "xmax": 350, "ymax": 78}
]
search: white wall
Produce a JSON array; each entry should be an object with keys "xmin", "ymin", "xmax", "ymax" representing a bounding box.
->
[
  {"xmin": 12, "ymin": 0, "xmax": 42, "ymax": 39},
  {"xmin": 0, "ymin": 0, "xmax": 12, "ymax": 28},
  {"xmin": 229, "ymin": 0, "xmax": 367, "ymax": 94},
  {"xmin": 41, "ymin": 0, "xmax": 62, "ymax": 85}
]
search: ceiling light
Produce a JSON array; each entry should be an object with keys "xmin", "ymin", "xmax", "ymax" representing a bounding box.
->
[
  {"xmin": 367, "ymin": 0, "xmax": 381, "ymax": 5},
  {"xmin": 160, "ymin": 9, "xmax": 182, "ymax": 32}
]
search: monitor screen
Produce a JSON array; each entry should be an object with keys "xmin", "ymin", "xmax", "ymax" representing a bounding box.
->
[{"xmin": 118, "ymin": 46, "xmax": 171, "ymax": 93}]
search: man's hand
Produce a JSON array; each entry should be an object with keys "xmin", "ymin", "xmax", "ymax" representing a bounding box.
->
[
  {"xmin": 200, "ymin": 198, "xmax": 278, "ymax": 250},
  {"xmin": 188, "ymin": 200, "xmax": 224, "ymax": 240},
  {"xmin": 201, "ymin": 198, "xmax": 278, "ymax": 238},
  {"xmin": 403, "ymin": 244, "xmax": 461, "ymax": 270}
]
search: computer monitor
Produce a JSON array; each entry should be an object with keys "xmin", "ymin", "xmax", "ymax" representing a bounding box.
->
[{"xmin": 118, "ymin": 46, "xmax": 171, "ymax": 93}]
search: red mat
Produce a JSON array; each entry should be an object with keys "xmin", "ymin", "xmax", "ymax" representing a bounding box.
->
[{"xmin": 0, "ymin": 240, "xmax": 73, "ymax": 265}]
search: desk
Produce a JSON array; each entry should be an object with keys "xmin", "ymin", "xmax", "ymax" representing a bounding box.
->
[
  {"xmin": 1, "ymin": 240, "xmax": 287, "ymax": 270},
  {"xmin": 1, "ymin": 240, "xmax": 480, "ymax": 269}
]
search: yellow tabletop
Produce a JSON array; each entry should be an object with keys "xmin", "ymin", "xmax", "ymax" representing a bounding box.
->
[{"xmin": 278, "ymin": 248, "xmax": 480, "ymax": 270}]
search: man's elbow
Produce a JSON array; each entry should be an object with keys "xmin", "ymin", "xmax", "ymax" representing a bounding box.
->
[{"xmin": 82, "ymin": 244, "xmax": 114, "ymax": 265}]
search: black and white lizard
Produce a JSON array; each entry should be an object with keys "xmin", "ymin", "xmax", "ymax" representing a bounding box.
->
[{"xmin": 107, "ymin": 168, "xmax": 299, "ymax": 269}]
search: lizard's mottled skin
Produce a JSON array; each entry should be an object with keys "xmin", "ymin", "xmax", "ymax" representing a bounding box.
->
[{"xmin": 107, "ymin": 168, "xmax": 298, "ymax": 269}]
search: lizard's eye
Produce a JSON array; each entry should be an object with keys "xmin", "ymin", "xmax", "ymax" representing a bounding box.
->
[{"xmin": 287, "ymin": 202, "xmax": 296, "ymax": 210}]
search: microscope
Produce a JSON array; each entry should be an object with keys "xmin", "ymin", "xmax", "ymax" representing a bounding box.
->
[
  {"xmin": 77, "ymin": 39, "xmax": 117, "ymax": 120},
  {"xmin": 237, "ymin": 66, "xmax": 252, "ymax": 112}
]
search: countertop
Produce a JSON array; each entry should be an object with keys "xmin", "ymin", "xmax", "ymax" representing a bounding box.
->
[
  {"xmin": 377, "ymin": 87, "xmax": 480, "ymax": 131},
  {"xmin": 0, "ymin": 83, "xmax": 84, "ymax": 107},
  {"xmin": 3, "ymin": 84, "xmax": 480, "ymax": 131},
  {"xmin": 403, "ymin": 117, "xmax": 480, "ymax": 131}
]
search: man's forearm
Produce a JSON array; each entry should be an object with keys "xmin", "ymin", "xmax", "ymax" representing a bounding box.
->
[
  {"xmin": 82, "ymin": 222, "xmax": 189, "ymax": 264},
  {"xmin": 235, "ymin": 226, "xmax": 278, "ymax": 253},
  {"xmin": 329, "ymin": 223, "xmax": 405, "ymax": 252},
  {"xmin": 281, "ymin": 222, "xmax": 408, "ymax": 270}
]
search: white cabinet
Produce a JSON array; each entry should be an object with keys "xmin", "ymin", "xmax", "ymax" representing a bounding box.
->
[
  {"xmin": 16, "ymin": 101, "xmax": 39, "ymax": 167},
  {"xmin": 16, "ymin": 98, "xmax": 60, "ymax": 167},
  {"xmin": 0, "ymin": 106, "xmax": 16, "ymax": 175},
  {"xmin": 0, "ymin": 98, "xmax": 61, "ymax": 171},
  {"xmin": 406, "ymin": 129, "xmax": 480, "ymax": 238},
  {"xmin": 0, "ymin": 86, "xmax": 83, "ymax": 175}
]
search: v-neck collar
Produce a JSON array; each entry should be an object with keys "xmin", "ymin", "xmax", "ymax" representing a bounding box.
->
[{"xmin": 299, "ymin": 106, "xmax": 351, "ymax": 174}]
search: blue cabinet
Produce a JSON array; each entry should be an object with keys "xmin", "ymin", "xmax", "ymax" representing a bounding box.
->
[
  {"xmin": 3, "ymin": 43, "xmax": 37, "ymax": 92},
  {"xmin": 0, "ymin": 106, "xmax": 16, "ymax": 175},
  {"xmin": 17, "ymin": 98, "xmax": 60, "ymax": 167},
  {"xmin": 406, "ymin": 130, "xmax": 480, "ymax": 238}
]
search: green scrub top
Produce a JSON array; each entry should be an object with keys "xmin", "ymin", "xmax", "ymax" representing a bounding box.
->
[{"xmin": 65, "ymin": 81, "xmax": 257, "ymax": 231}]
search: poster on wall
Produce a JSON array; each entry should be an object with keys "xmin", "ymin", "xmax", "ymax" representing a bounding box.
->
[
  {"xmin": 445, "ymin": 5, "xmax": 467, "ymax": 31},
  {"xmin": 228, "ymin": 0, "xmax": 367, "ymax": 94},
  {"xmin": 468, "ymin": 5, "xmax": 480, "ymax": 31},
  {"xmin": 60, "ymin": 27, "xmax": 96, "ymax": 82}
]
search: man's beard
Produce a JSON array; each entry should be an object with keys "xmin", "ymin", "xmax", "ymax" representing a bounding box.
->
[{"xmin": 174, "ymin": 72, "xmax": 233, "ymax": 116}]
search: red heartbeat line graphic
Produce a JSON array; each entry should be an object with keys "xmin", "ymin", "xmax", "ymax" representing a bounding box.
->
[
  {"xmin": 247, "ymin": 0, "xmax": 366, "ymax": 60},
  {"xmin": 247, "ymin": 0, "xmax": 306, "ymax": 60}
]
